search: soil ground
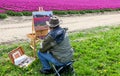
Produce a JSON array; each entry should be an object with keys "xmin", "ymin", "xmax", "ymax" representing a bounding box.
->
[{"xmin": 0, "ymin": 12, "xmax": 120, "ymax": 44}]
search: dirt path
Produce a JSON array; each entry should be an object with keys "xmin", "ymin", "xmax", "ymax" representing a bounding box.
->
[{"xmin": 0, "ymin": 13, "xmax": 120, "ymax": 44}]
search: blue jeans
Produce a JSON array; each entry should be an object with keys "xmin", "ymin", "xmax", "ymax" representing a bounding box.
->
[{"xmin": 38, "ymin": 51, "xmax": 64, "ymax": 70}]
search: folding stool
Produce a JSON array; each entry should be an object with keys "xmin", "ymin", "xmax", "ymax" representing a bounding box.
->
[{"xmin": 52, "ymin": 61, "xmax": 74, "ymax": 76}]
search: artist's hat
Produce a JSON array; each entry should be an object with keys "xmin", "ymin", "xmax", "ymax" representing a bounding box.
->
[{"xmin": 47, "ymin": 16, "xmax": 61, "ymax": 27}]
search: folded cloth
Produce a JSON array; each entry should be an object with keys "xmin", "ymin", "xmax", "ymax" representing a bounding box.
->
[{"xmin": 14, "ymin": 55, "xmax": 28, "ymax": 65}]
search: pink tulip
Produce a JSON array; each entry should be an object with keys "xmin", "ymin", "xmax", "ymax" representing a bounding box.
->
[{"xmin": 0, "ymin": 0, "xmax": 120, "ymax": 12}]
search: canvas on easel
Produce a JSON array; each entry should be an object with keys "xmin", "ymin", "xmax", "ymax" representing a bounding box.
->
[
  {"xmin": 27, "ymin": 7, "xmax": 53, "ymax": 57},
  {"xmin": 32, "ymin": 11, "xmax": 53, "ymax": 39},
  {"xmin": 8, "ymin": 47, "xmax": 35, "ymax": 68}
]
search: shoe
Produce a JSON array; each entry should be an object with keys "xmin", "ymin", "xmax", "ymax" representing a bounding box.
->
[
  {"xmin": 66, "ymin": 65, "xmax": 74, "ymax": 72},
  {"xmin": 40, "ymin": 68, "xmax": 54, "ymax": 74}
]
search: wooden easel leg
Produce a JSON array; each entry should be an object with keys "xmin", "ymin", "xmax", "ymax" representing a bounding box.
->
[
  {"xmin": 30, "ymin": 39, "xmax": 34, "ymax": 49},
  {"xmin": 33, "ymin": 38, "xmax": 36, "ymax": 58}
]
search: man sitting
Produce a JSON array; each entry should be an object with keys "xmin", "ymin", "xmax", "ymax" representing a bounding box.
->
[{"xmin": 38, "ymin": 16, "xmax": 74, "ymax": 74}]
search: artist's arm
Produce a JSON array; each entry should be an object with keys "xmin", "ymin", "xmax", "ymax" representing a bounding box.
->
[{"xmin": 40, "ymin": 34, "xmax": 56, "ymax": 52}]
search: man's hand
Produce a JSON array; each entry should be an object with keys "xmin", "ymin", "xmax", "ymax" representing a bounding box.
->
[
  {"xmin": 39, "ymin": 48, "xmax": 46, "ymax": 53},
  {"xmin": 40, "ymin": 42, "xmax": 43, "ymax": 48}
]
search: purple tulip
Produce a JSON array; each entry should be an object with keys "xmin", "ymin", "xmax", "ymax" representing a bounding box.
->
[
  {"xmin": 0, "ymin": 0, "xmax": 120, "ymax": 12},
  {"xmin": 0, "ymin": 9, "xmax": 6, "ymax": 13}
]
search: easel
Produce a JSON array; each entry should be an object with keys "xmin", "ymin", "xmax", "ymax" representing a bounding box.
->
[{"xmin": 27, "ymin": 7, "xmax": 49, "ymax": 58}]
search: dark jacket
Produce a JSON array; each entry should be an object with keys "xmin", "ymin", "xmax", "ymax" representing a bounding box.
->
[{"xmin": 40, "ymin": 27, "xmax": 73, "ymax": 63}]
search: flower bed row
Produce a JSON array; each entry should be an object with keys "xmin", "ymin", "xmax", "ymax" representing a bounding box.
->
[{"xmin": 0, "ymin": 0, "xmax": 120, "ymax": 12}]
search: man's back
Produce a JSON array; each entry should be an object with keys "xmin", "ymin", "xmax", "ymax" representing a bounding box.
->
[{"xmin": 50, "ymin": 27, "xmax": 74, "ymax": 63}]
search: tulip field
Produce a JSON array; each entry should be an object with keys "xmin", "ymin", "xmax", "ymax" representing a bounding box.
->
[
  {"xmin": 0, "ymin": 0, "xmax": 120, "ymax": 13},
  {"xmin": 1, "ymin": 0, "xmax": 120, "ymax": 76},
  {"xmin": 1, "ymin": 0, "xmax": 120, "ymax": 19}
]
